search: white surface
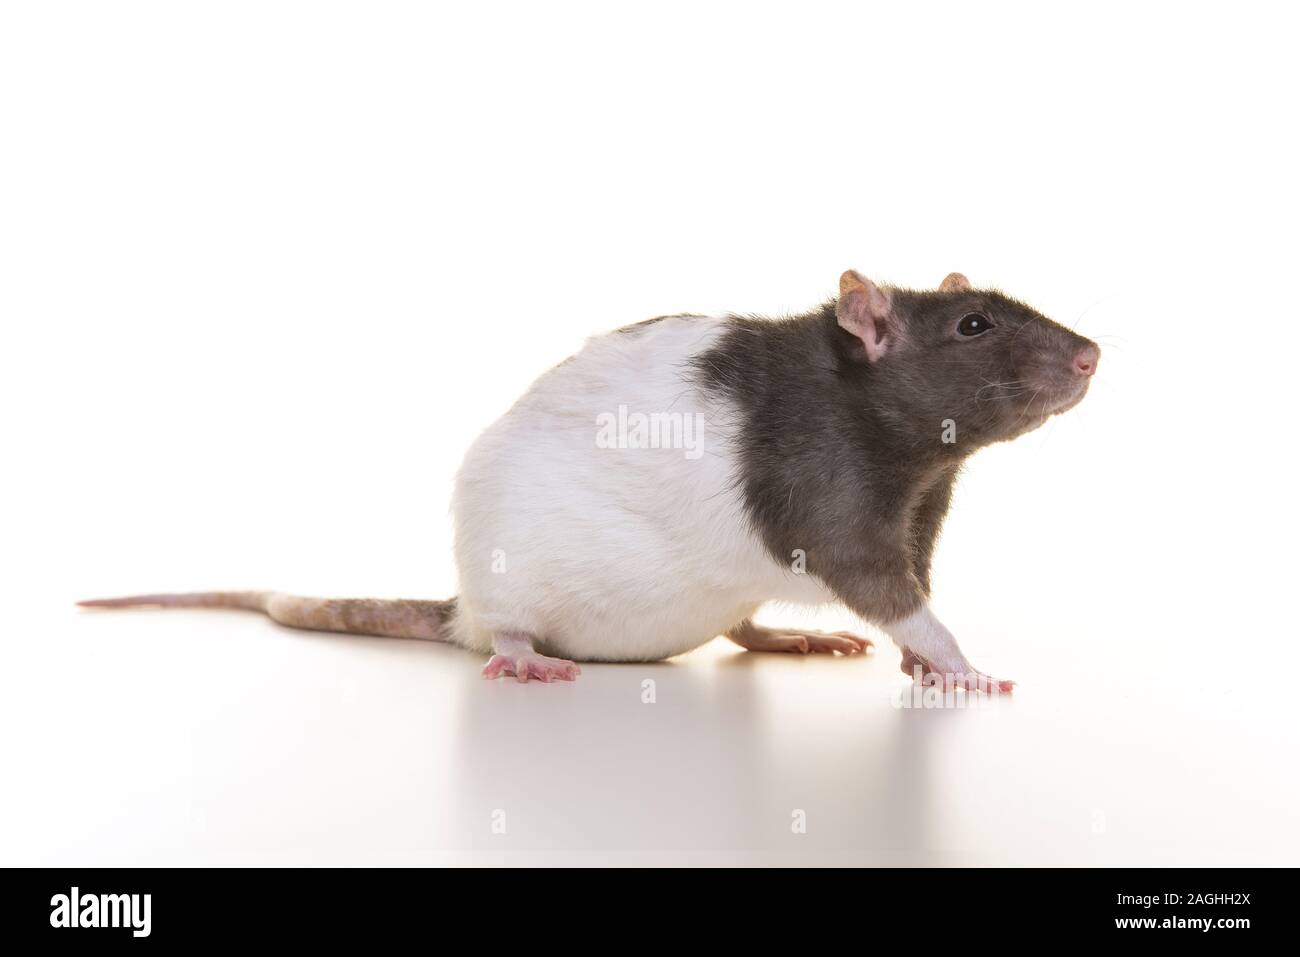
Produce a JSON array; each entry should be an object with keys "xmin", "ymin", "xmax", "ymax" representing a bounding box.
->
[
  {"xmin": 6, "ymin": 609, "xmax": 1298, "ymax": 866},
  {"xmin": 2, "ymin": 1, "xmax": 1299, "ymax": 866}
]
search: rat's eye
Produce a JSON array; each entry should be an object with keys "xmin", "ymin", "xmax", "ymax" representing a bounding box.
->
[{"xmin": 957, "ymin": 313, "xmax": 993, "ymax": 337}]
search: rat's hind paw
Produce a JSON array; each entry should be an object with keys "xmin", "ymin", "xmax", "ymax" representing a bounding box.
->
[
  {"xmin": 482, "ymin": 652, "xmax": 581, "ymax": 683},
  {"xmin": 728, "ymin": 623, "xmax": 872, "ymax": 656}
]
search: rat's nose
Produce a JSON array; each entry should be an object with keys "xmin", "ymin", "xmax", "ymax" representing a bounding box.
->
[{"xmin": 1072, "ymin": 345, "xmax": 1099, "ymax": 377}]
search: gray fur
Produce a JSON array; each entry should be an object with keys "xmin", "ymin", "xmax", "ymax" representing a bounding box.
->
[{"xmin": 691, "ymin": 282, "xmax": 1097, "ymax": 626}]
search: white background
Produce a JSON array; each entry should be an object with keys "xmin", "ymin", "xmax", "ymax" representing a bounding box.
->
[{"xmin": 2, "ymin": 1, "xmax": 1297, "ymax": 865}]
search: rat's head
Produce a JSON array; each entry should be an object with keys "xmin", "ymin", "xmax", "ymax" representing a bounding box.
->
[{"xmin": 835, "ymin": 270, "xmax": 1099, "ymax": 450}]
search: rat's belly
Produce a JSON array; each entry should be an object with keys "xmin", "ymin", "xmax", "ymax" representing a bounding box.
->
[
  {"xmin": 451, "ymin": 508, "xmax": 838, "ymax": 662},
  {"xmin": 533, "ymin": 592, "xmax": 764, "ymax": 662}
]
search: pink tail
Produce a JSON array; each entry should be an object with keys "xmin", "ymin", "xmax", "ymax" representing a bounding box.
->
[
  {"xmin": 78, "ymin": 592, "xmax": 270, "ymax": 611},
  {"xmin": 77, "ymin": 591, "xmax": 456, "ymax": 641}
]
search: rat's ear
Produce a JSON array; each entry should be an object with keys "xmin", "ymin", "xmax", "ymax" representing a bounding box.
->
[
  {"xmin": 837, "ymin": 270, "xmax": 896, "ymax": 362},
  {"xmin": 938, "ymin": 272, "xmax": 971, "ymax": 293}
]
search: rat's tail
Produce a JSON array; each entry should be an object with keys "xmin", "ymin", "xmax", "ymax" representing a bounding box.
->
[{"xmin": 76, "ymin": 591, "xmax": 457, "ymax": 641}]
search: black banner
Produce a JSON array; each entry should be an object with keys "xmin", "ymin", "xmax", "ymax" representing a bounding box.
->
[{"xmin": 0, "ymin": 867, "xmax": 1287, "ymax": 945}]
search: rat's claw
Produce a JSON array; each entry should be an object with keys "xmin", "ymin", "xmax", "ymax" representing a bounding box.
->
[
  {"xmin": 962, "ymin": 672, "xmax": 1014, "ymax": 695},
  {"xmin": 829, "ymin": 631, "xmax": 874, "ymax": 653},
  {"xmin": 482, "ymin": 654, "xmax": 511, "ymax": 679}
]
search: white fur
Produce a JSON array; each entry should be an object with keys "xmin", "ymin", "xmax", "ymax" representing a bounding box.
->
[
  {"xmin": 879, "ymin": 604, "xmax": 970, "ymax": 674},
  {"xmin": 449, "ymin": 317, "xmax": 835, "ymax": 661}
]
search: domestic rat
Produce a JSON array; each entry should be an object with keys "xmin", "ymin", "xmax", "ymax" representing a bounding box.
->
[{"xmin": 81, "ymin": 270, "xmax": 1099, "ymax": 690}]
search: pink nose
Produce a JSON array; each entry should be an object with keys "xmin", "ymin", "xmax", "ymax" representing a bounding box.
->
[{"xmin": 1073, "ymin": 346, "xmax": 1099, "ymax": 377}]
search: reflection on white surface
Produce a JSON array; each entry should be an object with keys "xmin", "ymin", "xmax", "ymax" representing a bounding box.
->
[{"xmin": 4, "ymin": 603, "xmax": 1296, "ymax": 866}]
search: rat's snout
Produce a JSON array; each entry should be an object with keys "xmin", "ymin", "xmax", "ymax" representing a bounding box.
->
[{"xmin": 1072, "ymin": 344, "xmax": 1100, "ymax": 377}]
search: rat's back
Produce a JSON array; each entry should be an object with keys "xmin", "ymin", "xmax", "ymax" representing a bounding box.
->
[{"xmin": 448, "ymin": 315, "xmax": 823, "ymax": 661}]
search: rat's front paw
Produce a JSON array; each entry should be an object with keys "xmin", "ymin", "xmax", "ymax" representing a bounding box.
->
[{"xmin": 900, "ymin": 651, "xmax": 1013, "ymax": 694}]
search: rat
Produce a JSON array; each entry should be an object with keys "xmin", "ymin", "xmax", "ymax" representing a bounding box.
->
[{"xmin": 80, "ymin": 270, "xmax": 1099, "ymax": 690}]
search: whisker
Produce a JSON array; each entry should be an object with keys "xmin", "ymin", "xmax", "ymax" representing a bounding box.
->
[
  {"xmin": 1014, "ymin": 386, "xmax": 1045, "ymax": 431},
  {"xmin": 972, "ymin": 377, "xmax": 1033, "ymax": 402}
]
